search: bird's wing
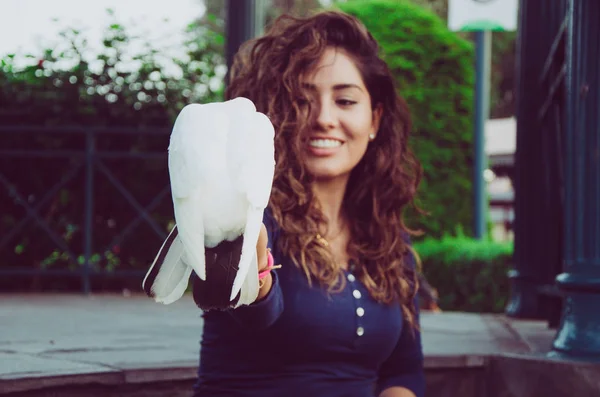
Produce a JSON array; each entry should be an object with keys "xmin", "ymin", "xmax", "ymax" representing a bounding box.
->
[
  {"xmin": 226, "ymin": 98, "xmax": 275, "ymax": 210},
  {"xmin": 142, "ymin": 225, "xmax": 192, "ymax": 304},
  {"xmin": 226, "ymin": 98, "xmax": 275, "ymax": 300},
  {"xmin": 234, "ymin": 250, "xmax": 259, "ymax": 307},
  {"xmin": 168, "ymin": 103, "xmax": 224, "ymax": 280},
  {"xmin": 231, "ymin": 207, "xmax": 263, "ymax": 301},
  {"xmin": 172, "ymin": 197, "xmax": 206, "ymax": 280},
  {"xmin": 168, "ymin": 104, "xmax": 201, "ymax": 200}
]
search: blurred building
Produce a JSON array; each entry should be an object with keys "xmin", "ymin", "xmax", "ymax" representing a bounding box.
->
[{"xmin": 486, "ymin": 117, "xmax": 515, "ymax": 241}]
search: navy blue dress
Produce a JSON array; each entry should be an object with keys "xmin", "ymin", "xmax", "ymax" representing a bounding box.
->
[{"xmin": 193, "ymin": 212, "xmax": 425, "ymax": 397}]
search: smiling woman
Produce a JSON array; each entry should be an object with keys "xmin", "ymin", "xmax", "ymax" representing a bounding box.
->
[
  {"xmin": 301, "ymin": 48, "xmax": 381, "ymax": 183},
  {"xmin": 192, "ymin": 10, "xmax": 425, "ymax": 397}
]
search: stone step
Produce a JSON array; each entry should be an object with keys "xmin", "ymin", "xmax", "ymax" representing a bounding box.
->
[{"xmin": 1, "ymin": 294, "xmax": 597, "ymax": 397}]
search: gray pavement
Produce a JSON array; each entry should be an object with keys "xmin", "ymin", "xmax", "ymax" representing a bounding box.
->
[{"xmin": 0, "ymin": 293, "xmax": 556, "ymax": 395}]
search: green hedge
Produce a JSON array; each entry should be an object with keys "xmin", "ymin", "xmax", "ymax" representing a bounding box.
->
[
  {"xmin": 0, "ymin": 18, "xmax": 224, "ymax": 126},
  {"xmin": 414, "ymin": 233, "xmax": 513, "ymax": 312},
  {"xmin": 335, "ymin": 0, "xmax": 475, "ymax": 239},
  {"xmin": 0, "ymin": 14, "xmax": 225, "ymax": 282}
]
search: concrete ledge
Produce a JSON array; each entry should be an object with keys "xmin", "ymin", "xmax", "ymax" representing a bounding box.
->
[
  {"xmin": 3, "ymin": 380, "xmax": 196, "ymax": 397},
  {"xmin": 1, "ymin": 360, "xmax": 199, "ymax": 395},
  {"xmin": 122, "ymin": 366, "xmax": 198, "ymax": 384},
  {"xmin": 487, "ymin": 354, "xmax": 600, "ymax": 397},
  {"xmin": 0, "ymin": 294, "xmax": 577, "ymax": 396},
  {"xmin": 424, "ymin": 354, "xmax": 487, "ymax": 369},
  {"xmin": 1, "ymin": 372, "xmax": 122, "ymax": 395}
]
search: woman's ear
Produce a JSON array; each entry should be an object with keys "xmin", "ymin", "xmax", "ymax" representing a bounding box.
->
[{"xmin": 371, "ymin": 104, "xmax": 383, "ymax": 136}]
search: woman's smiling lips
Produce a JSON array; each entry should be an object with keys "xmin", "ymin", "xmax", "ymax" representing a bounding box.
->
[{"xmin": 307, "ymin": 136, "xmax": 344, "ymax": 156}]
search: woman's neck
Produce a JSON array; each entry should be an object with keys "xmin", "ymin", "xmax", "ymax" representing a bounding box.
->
[{"xmin": 312, "ymin": 176, "xmax": 348, "ymax": 236}]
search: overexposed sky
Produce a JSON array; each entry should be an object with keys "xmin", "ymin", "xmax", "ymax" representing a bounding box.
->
[{"xmin": 0, "ymin": 0, "xmax": 205, "ymax": 58}]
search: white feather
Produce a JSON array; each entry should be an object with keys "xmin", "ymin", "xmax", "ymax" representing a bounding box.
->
[
  {"xmin": 235, "ymin": 251, "xmax": 260, "ymax": 307},
  {"xmin": 160, "ymin": 261, "xmax": 193, "ymax": 304},
  {"xmin": 142, "ymin": 227, "xmax": 192, "ymax": 304},
  {"xmin": 226, "ymin": 99, "xmax": 275, "ymax": 209},
  {"xmin": 145, "ymin": 97, "xmax": 275, "ymax": 307},
  {"xmin": 230, "ymin": 207, "xmax": 264, "ymax": 301},
  {"xmin": 225, "ymin": 98, "xmax": 275, "ymax": 301}
]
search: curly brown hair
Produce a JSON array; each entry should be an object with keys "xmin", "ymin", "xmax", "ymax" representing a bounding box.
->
[{"xmin": 225, "ymin": 11, "xmax": 423, "ymax": 328}]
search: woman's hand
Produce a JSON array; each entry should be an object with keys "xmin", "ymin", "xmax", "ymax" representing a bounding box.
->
[{"xmin": 255, "ymin": 223, "xmax": 272, "ymax": 302}]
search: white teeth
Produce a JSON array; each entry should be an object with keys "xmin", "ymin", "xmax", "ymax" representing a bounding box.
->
[{"xmin": 309, "ymin": 139, "xmax": 342, "ymax": 148}]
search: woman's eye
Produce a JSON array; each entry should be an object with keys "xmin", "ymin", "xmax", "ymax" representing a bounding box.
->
[{"xmin": 337, "ymin": 99, "xmax": 357, "ymax": 106}]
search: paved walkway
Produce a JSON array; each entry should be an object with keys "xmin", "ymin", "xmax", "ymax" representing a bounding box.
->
[{"xmin": 0, "ymin": 294, "xmax": 556, "ymax": 395}]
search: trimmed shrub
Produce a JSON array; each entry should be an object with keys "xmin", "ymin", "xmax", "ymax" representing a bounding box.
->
[
  {"xmin": 335, "ymin": 0, "xmax": 475, "ymax": 239},
  {"xmin": 413, "ymin": 232, "xmax": 513, "ymax": 312}
]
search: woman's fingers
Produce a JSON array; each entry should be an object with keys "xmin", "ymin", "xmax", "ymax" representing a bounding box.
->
[{"xmin": 256, "ymin": 223, "xmax": 269, "ymax": 271}]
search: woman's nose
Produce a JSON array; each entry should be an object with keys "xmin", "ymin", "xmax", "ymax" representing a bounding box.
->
[{"xmin": 315, "ymin": 102, "xmax": 337, "ymax": 131}]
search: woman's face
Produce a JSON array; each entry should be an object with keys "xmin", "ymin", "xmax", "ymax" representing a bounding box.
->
[{"xmin": 300, "ymin": 47, "xmax": 381, "ymax": 183}]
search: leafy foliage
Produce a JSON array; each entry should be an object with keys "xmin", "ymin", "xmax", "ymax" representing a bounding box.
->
[
  {"xmin": 0, "ymin": 10, "xmax": 226, "ymax": 126},
  {"xmin": 1, "ymin": 2, "xmax": 488, "ymax": 293},
  {"xmin": 0, "ymin": 11, "xmax": 225, "ymax": 287},
  {"xmin": 335, "ymin": 0, "xmax": 475, "ymax": 239},
  {"xmin": 414, "ymin": 231, "xmax": 513, "ymax": 312},
  {"xmin": 404, "ymin": 0, "xmax": 517, "ymax": 119}
]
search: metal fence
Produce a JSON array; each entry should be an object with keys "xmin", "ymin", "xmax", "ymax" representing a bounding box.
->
[
  {"xmin": 0, "ymin": 126, "xmax": 172, "ymax": 293},
  {"xmin": 506, "ymin": 0, "xmax": 569, "ymax": 326},
  {"xmin": 507, "ymin": 0, "xmax": 600, "ymax": 349},
  {"xmin": 553, "ymin": 0, "xmax": 600, "ymax": 356}
]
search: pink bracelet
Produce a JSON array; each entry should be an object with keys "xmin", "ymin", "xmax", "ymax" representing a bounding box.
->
[{"xmin": 258, "ymin": 250, "xmax": 281, "ymax": 280}]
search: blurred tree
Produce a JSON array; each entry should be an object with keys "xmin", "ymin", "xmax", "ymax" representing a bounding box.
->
[
  {"xmin": 410, "ymin": 0, "xmax": 517, "ymax": 119},
  {"xmin": 411, "ymin": 0, "xmax": 448, "ymax": 16},
  {"xmin": 200, "ymin": 0, "xmax": 324, "ymax": 31},
  {"xmin": 0, "ymin": 10, "xmax": 225, "ymax": 126},
  {"xmin": 0, "ymin": 10, "xmax": 225, "ymax": 285},
  {"xmin": 0, "ymin": 0, "xmax": 514, "ymax": 288},
  {"xmin": 336, "ymin": 0, "xmax": 475, "ymax": 239},
  {"xmin": 202, "ymin": 0, "xmax": 516, "ymax": 118},
  {"xmin": 270, "ymin": 0, "xmax": 322, "ymax": 17}
]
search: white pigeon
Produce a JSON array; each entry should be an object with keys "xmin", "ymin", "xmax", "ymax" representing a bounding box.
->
[{"xmin": 142, "ymin": 97, "xmax": 275, "ymax": 309}]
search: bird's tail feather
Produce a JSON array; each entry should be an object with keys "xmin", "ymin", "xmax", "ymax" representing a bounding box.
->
[
  {"xmin": 142, "ymin": 226, "xmax": 192, "ymax": 304},
  {"xmin": 235, "ymin": 250, "xmax": 259, "ymax": 307},
  {"xmin": 230, "ymin": 207, "xmax": 263, "ymax": 301},
  {"xmin": 173, "ymin": 200, "xmax": 206, "ymax": 280}
]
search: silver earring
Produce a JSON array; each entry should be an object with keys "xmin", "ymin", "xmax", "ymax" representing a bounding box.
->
[{"xmin": 369, "ymin": 133, "xmax": 375, "ymax": 141}]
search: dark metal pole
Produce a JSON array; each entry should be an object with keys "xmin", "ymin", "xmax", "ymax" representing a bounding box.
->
[
  {"xmin": 473, "ymin": 30, "xmax": 491, "ymax": 240},
  {"xmin": 225, "ymin": 0, "xmax": 264, "ymax": 83},
  {"xmin": 552, "ymin": 0, "xmax": 600, "ymax": 358},
  {"xmin": 83, "ymin": 130, "xmax": 94, "ymax": 295},
  {"xmin": 505, "ymin": 0, "xmax": 543, "ymax": 318}
]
